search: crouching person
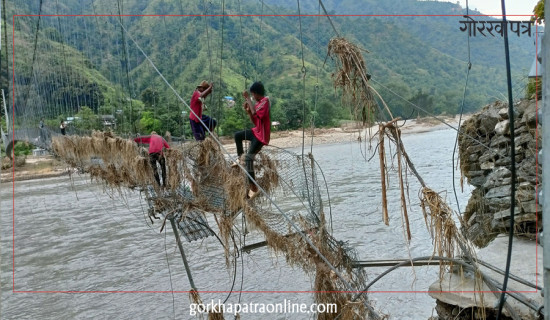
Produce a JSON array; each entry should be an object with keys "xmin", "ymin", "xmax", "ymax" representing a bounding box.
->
[{"xmin": 134, "ymin": 131, "xmax": 170, "ymax": 187}]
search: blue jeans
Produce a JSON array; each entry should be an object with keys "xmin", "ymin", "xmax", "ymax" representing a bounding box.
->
[{"xmin": 190, "ymin": 115, "xmax": 217, "ymax": 141}]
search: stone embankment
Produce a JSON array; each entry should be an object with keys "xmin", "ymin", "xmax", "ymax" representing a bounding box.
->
[{"xmin": 458, "ymin": 99, "xmax": 541, "ymax": 247}]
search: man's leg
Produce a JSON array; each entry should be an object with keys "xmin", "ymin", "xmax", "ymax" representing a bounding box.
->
[
  {"xmin": 149, "ymin": 153, "xmax": 161, "ymax": 186},
  {"xmin": 245, "ymin": 134, "xmax": 264, "ymax": 191},
  {"xmin": 159, "ymin": 155, "xmax": 167, "ymax": 187},
  {"xmin": 234, "ymin": 129, "xmax": 250, "ymax": 157},
  {"xmin": 190, "ymin": 119, "xmax": 205, "ymax": 141},
  {"xmin": 201, "ymin": 115, "xmax": 217, "ymax": 132}
]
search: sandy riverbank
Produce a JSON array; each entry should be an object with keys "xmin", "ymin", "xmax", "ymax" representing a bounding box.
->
[
  {"xmin": 0, "ymin": 156, "xmax": 69, "ymax": 183},
  {"xmin": 1, "ymin": 115, "xmax": 468, "ymax": 183},
  {"xmin": 222, "ymin": 114, "xmax": 468, "ymax": 152}
]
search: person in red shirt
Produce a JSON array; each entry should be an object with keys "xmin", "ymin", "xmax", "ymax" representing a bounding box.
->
[
  {"xmin": 233, "ymin": 82, "xmax": 271, "ymax": 199},
  {"xmin": 189, "ymin": 80, "xmax": 216, "ymax": 141},
  {"xmin": 134, "ymin": 131, "xmax": 170, "ymax": 187}
]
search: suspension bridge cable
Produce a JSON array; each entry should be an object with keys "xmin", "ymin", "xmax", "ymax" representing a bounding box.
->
[
  {"xmin": 256, "ymin": 0, "xmax": 333, "ymax": 61},
  {"xmin": 237, "ymin": 0, "xmax": 248, "ymax": 89},
  {"xmin": 216, "ymin": 0, "xmax": 225, "ymax": 136},
  {"xmin": 296, "ymin": 0, "xmax": 316, "ymax": 223},
  {"xmin": 255, "ymin": 1, "xmax": 264, "ymax": 80},
  {"xmin": 20, "ymin": 0, "xmax": 43, "ymax": 118},
  {"xmin": 297, "ymin": 0, "xmax": 307, "ymax": 158},
  {"xmin": 451, "ymin": 0, "xmax": 472, "ymax": 215},
  {"xmin": 116, "ymin": 23, "xmax": 378, "ymax": 316},
  {"xmin": 163, "ymin": 225, "xmax": 177, "ymax": 320},
  {"xmin": 496, "ymin": 1, "xmax": 517, "ymax": 318},
  {"xmin": 116, "ymin": 0, "xmax": 136, "ymax": 135},
  {"xmin": 370, "ymin": 77, "xmax": 509, "ymax": 157},
  {"xmin": 2, "ymin": 0, "xmax": 9, "ymax": 98},
  {"xmin": 309, "ymin": 2, "xmax": 321, "ymax": 155},
  {"xmin": 203, "ymin": 0, "xmax": 214, "ymax": 81},
  {"xmin": 318, "ymin": 0, "xmax": 340, "ymax": 37}
]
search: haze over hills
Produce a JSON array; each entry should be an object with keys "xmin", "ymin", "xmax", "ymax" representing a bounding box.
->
[{"xmin": 2, "ymin": 0, "xmax": 537, "ymax": 136}]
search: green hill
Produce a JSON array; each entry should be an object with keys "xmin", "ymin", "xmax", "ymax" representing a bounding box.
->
[{"xmin": 1, "ymin": 0, "xmax": 537, "ymax": 136}]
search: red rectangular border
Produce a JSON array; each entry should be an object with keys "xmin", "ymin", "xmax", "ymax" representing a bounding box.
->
[{"xmin": 11, "ymin": 13, "xmax": 539, "ymax": 294}]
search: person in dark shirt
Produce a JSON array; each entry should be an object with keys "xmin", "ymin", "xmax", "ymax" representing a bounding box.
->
[{"xmin": 60, "ymin": 120, "xmax": 66, "ymax": 135}]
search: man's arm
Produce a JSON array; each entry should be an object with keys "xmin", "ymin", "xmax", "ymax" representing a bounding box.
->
[
  {"xmin": 244, "ymin": 102, "xmax": 255, "ymax": 123},
  {"xmin": 134, "ymin": 136, "xmax": 151, "ymax": 144},
  {"xmin": 243, "ymin": 91, "xmax": 257, "ymax": 117},
  {"xmin": 200, "ymin": 82, "xmax": 214, "ymax": 98}
]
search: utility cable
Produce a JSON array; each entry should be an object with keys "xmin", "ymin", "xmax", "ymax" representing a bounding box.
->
[{"xmin": 496, "ymin": 1, "xmax": 518, "ymax": 318}]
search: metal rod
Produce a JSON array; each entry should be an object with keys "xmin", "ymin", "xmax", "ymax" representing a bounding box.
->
[
  {"xmin": 2, "ymin": 89, "xmax": 8, "ymax": 131},
  {"xmin": 1, "ymin": 89, "xmax": 9, "ymax": 154},
  {"xmin": 241, "ymin": 228, "xmax": 318, "ymax": 253},
  {"xmin": 471, "ymin": 257, "xmax": 543, "ymax": 291},
  {"xmin": 542, "ymin": 4, "xmax": 550, "ymax": 318},
  {"xmin": 352, "ymin": 259, "xmax": 449, "ymax": 268},
  {"xmin": 169, "ymin": 216, "xmax": 196, "ymax": 290}
]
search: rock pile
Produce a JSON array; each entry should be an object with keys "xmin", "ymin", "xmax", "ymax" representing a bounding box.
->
[{"xmin": 459, "ymin": 99, "xmax": 541, "ymax": 248}]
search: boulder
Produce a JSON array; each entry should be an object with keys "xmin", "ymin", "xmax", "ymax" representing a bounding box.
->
[
  {"xmin": 477, "ymin": 107, "xmax": 500, "ymax": 136},
  {"xmin": 494, "ymin": 119, "xmax": 510, "ymax": 135},
  {"xmin": 485, "ymin": 185, "xmax": 511, "ymax": 198},
  {"xmin": 490, "ymin": 135, "xmax": 510, "ymax": 147},
  {"xmin": 514, "ymin": 133, "xmax": 533, "ymax": 146},
  {"xmin": 483, "ymin": 168, "xmax": 511, "ymax": 189},
  {"xmin": 521, "ymin": 100, "xmax": 537, "ymax": 127}
]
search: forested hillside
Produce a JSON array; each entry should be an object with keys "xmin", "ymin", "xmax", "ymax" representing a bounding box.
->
[{"xmin": 1, "ymin": 0, "xmax": 537, "ymax": 137}]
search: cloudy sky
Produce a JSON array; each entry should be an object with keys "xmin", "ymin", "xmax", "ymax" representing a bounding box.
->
[{"xmin": 449, "ymin": 0, "xmax": 538, "ymax": 18}]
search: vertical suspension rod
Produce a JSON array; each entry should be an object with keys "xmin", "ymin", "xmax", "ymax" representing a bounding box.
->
[{"xmin": 169, "ymin": 215, "xmax": 196, "ymax": 290}]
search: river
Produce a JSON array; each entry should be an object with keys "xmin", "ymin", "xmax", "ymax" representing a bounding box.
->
[{"xmin": 1, "ymin": 128, "xmax": 474, "ymax": 319}]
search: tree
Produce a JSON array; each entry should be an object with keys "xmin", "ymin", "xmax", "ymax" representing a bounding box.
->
[
  {"xmin": 280, "ymin": 99, "xmax": 307, "ymax": 130},
  {"xmin": 533, "ymin": 0, "xmax": 544, "ymax": 24},
  {"xmin": 220, "ymin": 107, "xmax": 247, "ymax": 136},
  {"xmin": 74, "ymin": 106, "xmax": 99, "ymax": 130},
  {"xmin": 408, "ymin": 89, "xmax": 434, "ymax": 115},
  {"xmin": 139, "ymin": 111, "xmax": 162, "ymax": 134},
  {"xmin": 315, "ymin": 101, "xmax": 340, "ymax": 127},
  {"xmin": 140, "ymin": 87, "xmax": 160, "ymax": 109}
]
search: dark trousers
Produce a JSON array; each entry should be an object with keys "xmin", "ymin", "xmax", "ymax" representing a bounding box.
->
[
  {"xmin": 149, "ymin": 152, "xmax": 166, "ymax": 187},
  {"xmin": 190, "ymin": 115, "xmax": 217, "ymax": 141},
  {"xmin": 234, "ymin": 129, "xmax": 264, "ymax": 183}
]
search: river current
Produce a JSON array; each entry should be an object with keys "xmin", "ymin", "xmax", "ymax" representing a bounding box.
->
[{"xmin": 1, "ymin": 128, "xmax": 474, "ymax": 319}]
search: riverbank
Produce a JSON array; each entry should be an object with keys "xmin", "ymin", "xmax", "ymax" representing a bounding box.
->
[
  {"xmin": 223, "ymin": 115, "xmax": 468, "ymax": 152},
  {"xmin": 1, "ymin": 115, "xmax": 467, "ymax": 183},
  {"xmin": 0, "ymin": 156, "xmax": 69, "ymax": 183}
]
